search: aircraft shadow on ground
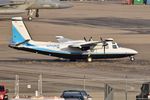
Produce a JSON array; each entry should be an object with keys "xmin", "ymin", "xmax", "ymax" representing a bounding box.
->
[
  {"xmin": 33, "ymin": 17, "xmax": 150, "ymax": 34},
  {"xmin": 0, "ymin": 57, "xmax": 149, "ymax": 66},
  {"xmin": 0, "ymin": 57, "xmax": 127, "ymax": 63}
]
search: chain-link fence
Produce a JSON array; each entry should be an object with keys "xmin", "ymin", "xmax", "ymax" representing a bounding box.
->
[{"xmin": 1, "ymin": 75, "xmax": 150, "ymax": 100}]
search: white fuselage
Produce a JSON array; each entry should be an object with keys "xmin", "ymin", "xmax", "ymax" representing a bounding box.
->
[
  {"xmin": 16, "ymin": 39, "xmax": 137, "ymax": 60},
  {"xmin": 9, "ymin": 17, "xmax": 138, "ymax": 61}
]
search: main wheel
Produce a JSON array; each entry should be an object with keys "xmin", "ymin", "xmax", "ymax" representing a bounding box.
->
[
  {"xmin": 87, "ymin": 57, "xmax": 92, "ymax": 62},
  {"xmin": 130, "ymin": 56, "xmax": 135, "ymax": 61}
]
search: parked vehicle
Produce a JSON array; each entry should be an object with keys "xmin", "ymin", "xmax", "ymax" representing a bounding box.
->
[
  {"xmin": 136, "ymin": 82, "xmax": 150, "ymax": 100},
  {"xmin": 0, "ymin": 85, "xmax": 8, "ymax": 100},
  {"xmin": 60, "ymin": 90, "xmax": 92, "ymax": 100}
]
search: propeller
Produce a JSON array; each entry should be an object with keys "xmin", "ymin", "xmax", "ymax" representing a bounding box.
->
[
  {"xmin": 84, "ymin": 37, "xmax": 87, "ymax": 41},
  {"xmin": 83, "ymin": 36, "xmax": 93, "ymax": 58},
  {"xmin": 88, "ymin": 37, "xmax": 93, "ymax": 41},
  {"xmin": 84, "ymin": 37, "xmax": 93, "ymax": 42},
  {"xmin": 100, "ymin": 37, "xmax": 108, "ymax": 54}
]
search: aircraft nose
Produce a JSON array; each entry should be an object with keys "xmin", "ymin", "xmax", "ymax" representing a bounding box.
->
[
  {"xmin": 134, "ymin": 50, "xmax": 138, "ymax": 54},
  {"xmin": 123, "ymin": 48, "xmax": 138, "ymax": 55},
  {"xmin": 129, "ymin": 49, "xmax": 138, "ymax": 55}
]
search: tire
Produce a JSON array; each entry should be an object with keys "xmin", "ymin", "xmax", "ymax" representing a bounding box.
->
[
  {"xmin": 130, "ymin": 56, "xmax": 135, "ymax": 61},
  {"xmin": 87, "ymin": 57, "xmax": 92, "ymax": 62}
]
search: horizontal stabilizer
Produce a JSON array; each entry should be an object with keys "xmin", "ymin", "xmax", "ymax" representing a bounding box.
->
[
  {"xmin": 9, "ymin": 39, "xmax": 30, "ymax": 47},
  {"xmin": 15, "ymin": 39, "xmax": 30, "ymax": 46}
]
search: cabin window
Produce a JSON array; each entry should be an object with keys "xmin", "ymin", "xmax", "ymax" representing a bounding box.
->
[{"xmin": 112, "ymin": 45, "xmax": 117, "ymax": 49}]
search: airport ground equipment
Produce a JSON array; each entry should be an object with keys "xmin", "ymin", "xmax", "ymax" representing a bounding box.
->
[
  {"xmin": 0, "ymin": 85, "xmax": 8, "ymax": 100},
  {"xmin": 136, "ymin": 82, "xmax": 150, "ymax": 100},
  {"xmin": 60, "ymin": 90, "xmax": 92, "ymax": 100}
]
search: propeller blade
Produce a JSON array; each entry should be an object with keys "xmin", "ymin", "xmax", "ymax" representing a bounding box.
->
[
  {"xmin": 89, "ymin": 37, "xmax": 92, "ymax": 41},
  {"xmin": 84, "ymin": 37, "xmax": 87, "ymax": 41},
  {"xmin": 103, "ymin": 42, "xmax": 108, "ymax": 54},
  {"xmin": 104, "ymin": 45, "xmax": 105, "ymax": 54},
  {"xmin": 100, "ymin": 37, "xmax": 103, "ymax": 42}
]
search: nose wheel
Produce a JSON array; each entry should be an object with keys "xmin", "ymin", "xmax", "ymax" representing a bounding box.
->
[{"xmin": 130, "ymin": 56, "xmax": 135, "ymax": 61}]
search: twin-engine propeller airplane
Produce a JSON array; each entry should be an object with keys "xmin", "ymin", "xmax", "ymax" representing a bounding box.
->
[{"xmin": 9, "ymin": 17, "xmax": 138, "ymax": 62}]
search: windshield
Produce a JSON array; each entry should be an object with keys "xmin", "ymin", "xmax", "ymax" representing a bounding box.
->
[
  {"xmin": 112, "ymin": 43, "xmax": 118, "ymax": 49},
  {"xmin": 81, "ymin": 91, "xmax": 88, "ymax": 96},
  {"xmin": 112, "ymin": 44, "xmax": 117, "ymax": 49}
]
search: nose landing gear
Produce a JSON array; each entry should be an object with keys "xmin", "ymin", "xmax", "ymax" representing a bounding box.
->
[
  {"xmin": 27, "ymin": 9, "xmax": 39, "ymax": 21},
  {"xmin": 130, "ymin": 56, "xmax": 135, "ymax": 61}
]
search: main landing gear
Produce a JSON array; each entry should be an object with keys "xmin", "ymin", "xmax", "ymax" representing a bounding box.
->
[
  {"xmin": 28, "ymin": 9, "xmax": 34, "ymax": 21},
  {"xmin": 87, "ymin": 57, "xmax": 92, "ymax": 62},
  {"xmin": 130, "ymin": 56, "xmax": 135, "ymax": 61},
  {"xmin": 27, "ymin": 9, "xmax": 39, "ymax": 21}
]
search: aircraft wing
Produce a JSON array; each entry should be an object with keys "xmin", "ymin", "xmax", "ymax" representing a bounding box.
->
[
  {"xmin": 69, "ymin": 41, "xmax": 101, "ymax": 50},
  {"xmin": 0, "ymin": 2, "xmax": 25, "ymax": 7}
]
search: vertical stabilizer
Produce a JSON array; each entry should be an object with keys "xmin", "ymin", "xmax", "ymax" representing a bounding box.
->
[{"xmin": 11, "ymin": 17, "xmax": 32, "ymax": 45}]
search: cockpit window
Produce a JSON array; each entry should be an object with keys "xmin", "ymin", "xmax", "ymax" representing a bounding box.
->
[{"xmin": 112, "ymin": 45, "xmax": 117, "ymax": 49}]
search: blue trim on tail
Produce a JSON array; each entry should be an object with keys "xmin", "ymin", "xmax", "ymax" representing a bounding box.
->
[{"xmin": 11, "ymin": 25, "xmax": 25, "ymax": 44}]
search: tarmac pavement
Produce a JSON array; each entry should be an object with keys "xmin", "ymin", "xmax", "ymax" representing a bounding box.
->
[{"xmin": 0, "ymin": 2, "xmax": 150, "ymax": 100}]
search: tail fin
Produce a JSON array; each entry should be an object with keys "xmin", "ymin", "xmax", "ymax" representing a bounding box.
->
[{"xmin": 10, "ymin": 17, "xmax": 32, "ymax": 45}]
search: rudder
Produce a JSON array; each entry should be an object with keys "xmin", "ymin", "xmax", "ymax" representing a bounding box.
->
[{"xmin": 11, "ymin": 17, "xmax": 32, "ymax": 45}]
